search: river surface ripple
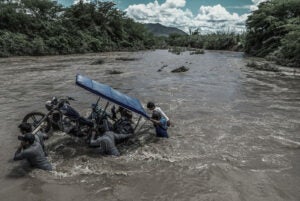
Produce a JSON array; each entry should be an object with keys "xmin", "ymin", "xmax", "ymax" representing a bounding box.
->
[{"xmin": 0, "ymin": 50, "xmax": 300, "ymax": 201}]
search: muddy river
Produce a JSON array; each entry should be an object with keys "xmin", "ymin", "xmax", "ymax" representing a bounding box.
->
[{"xmin": 0, "ymin": 50, "xmax": 300, "ymax": 201}]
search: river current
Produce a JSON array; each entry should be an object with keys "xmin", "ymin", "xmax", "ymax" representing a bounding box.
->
[{"xmin": 0, "ymin": 50, "xmax": 299, "ymax": 201}]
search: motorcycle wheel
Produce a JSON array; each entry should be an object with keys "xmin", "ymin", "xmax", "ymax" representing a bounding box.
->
[{"xmin": 22, "ymin": 112, "xmax": 52, "ymax": 134}]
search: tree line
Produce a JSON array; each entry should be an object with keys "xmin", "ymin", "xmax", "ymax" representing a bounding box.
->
[
  {"xmin": 245, "ymin": 0, "xmax": 299, "ymax": 67},
  {"xmin": 0, "ymin": 0, "xmax": 299, "ymax": 67},
  {"xmin": 0, "ymin": 0, "xmax": 162, "ymax": 56}
]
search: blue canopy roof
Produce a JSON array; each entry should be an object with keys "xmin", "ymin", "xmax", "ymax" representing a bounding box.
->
[{"xmin": 76, "ymin": 74, "xmax": 149, "ymax": 119}]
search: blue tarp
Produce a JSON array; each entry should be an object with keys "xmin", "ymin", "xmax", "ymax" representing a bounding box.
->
[{"xmin": 76, "ymin": 74, "xmax": 149, "ymax": 119}]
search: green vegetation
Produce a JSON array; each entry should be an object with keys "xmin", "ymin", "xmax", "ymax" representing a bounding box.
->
[
  {"xmin": 1, "ymin": 0, "xmax": 298, "ymax": 68},
  {"xmin": 0, "ymin": 0, "xmax": 245, "ymax": 58},
  {"xmin": 0, "ymin": 0, "xmax": 160, "ymax": 57},
  {"xmin": 166, "ymin": 32, "xmax": 245, "ymax": 52},
  {"xmin": 245, "ymin": 0, "xmax": 300, "ymax": 67}
]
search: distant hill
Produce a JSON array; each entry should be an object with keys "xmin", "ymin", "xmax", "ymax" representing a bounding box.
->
[{"xmin": 144, "ymin": 23, "xmax": 187, "ymax": 37}]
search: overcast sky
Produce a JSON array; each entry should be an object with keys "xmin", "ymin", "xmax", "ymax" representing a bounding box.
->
[{"xmin": 58, "ymin": 0, "xmax": 267, "ymax": 33}]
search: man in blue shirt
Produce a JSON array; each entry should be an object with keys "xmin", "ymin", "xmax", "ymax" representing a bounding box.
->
[
  {"xmin": 150, "ymin": 111, "xmax": 169, "ymax": 138},
  {"xmin": 147, "ymin": 102, "xmax": 171, "ymax": 126}
]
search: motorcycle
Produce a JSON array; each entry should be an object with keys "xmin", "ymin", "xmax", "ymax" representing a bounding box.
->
[{"xmin": 22, "ymin": 96, "xmax": 111, "ymax": 139}]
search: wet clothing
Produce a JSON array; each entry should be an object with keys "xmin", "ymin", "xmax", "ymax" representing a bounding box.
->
[
  {"xmin": 155, "ymin": 117, "xmax": 169, "ymax": 138},
  {"xmin": 154, "ymin": 107, "xmax": 169, "ymax": 122},
  {"xmin": 14, "ymin": 142, "xmax": 52, "ymax": 171},
  {"xmin": 90, "ymin": 131, "xmax": 132, "ymax": 156},
  {"xmin": 34, "ymin": 131, "xmax": 48, "ymax": 155}
]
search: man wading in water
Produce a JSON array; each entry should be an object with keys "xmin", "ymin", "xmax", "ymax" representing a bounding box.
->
[
  {"xmin": 90, "ymin": 119, "xmax": 133, "ymax": 156},
  {"xmin": 13, "ymin": 133, "xmax": 52, "ymax": 171},
  {"xmin": 150, "ymin": 111, "xmax": 169, "ymax": 138},
  {"xmin": 147, "ymin": 102, "xmax": 171, "ymax": 126},
  {"xmin": 90, "ymin": 131, "xmax": 133, "ymax": 156},
  {"xmin": 18, "ymin": 122, "xmax": 48, "ymax": 155}
]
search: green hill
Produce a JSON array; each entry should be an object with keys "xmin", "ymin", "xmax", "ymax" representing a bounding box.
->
[{"xmin": 144, "ymin": 23, "xmax": 187, "ymax": 37}]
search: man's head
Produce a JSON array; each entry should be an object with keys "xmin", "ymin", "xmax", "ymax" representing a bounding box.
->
[
  {"xmin": 152, "ymin": 111, "xmax": 161, "ymax": 120},
  {"xmin": 18, "ymin": 122, "xmax": 32, "ymax": 134},
  {"xmin": 18, "ymin": 133, "xmax": 35, "ymax": 146},
  {"xmin": 147, "ymin": 102, "xmax": 155, "ymax": 110}
]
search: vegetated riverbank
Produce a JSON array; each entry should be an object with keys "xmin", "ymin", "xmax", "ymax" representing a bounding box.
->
[
  {"xmin": 0, "ymin": 0, "xmax": 165, "ymax": 57},
  {"xmin": 1, "ymin": 0, "xmax": 299, "ymax": 68},
  {"xmin": 245, "ymin": 0, "xmax": 300, "ymax": 68}
]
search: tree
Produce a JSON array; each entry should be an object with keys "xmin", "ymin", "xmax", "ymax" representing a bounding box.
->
[{"xmin": 245, "ymin": 0, "xmax": 300, "ymax": 66}]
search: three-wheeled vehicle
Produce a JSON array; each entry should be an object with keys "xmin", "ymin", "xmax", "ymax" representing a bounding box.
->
[{"xmin": 22, "ymin": 74, "xmax": 150, "ymax": 141}]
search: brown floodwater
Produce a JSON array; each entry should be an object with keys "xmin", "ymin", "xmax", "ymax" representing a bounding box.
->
[{"xmin": 0, "ymin": 50, "xmax": 300, "ymax": 201}]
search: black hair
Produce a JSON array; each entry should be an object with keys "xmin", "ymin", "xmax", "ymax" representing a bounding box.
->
[
  {"xmin": 18, "ymin": 133, "xmax": 35, "ymax": 144},
  {"xmin": 147, "ymin": 102, "xmax": 155, "ymax": 109},
  {"xmin": 18, "ymin": 122, "xmax": 32, "ymax": 133}
]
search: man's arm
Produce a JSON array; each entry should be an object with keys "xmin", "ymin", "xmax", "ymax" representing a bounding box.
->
[
  {"xmin": 13, "ymin": 144, "xmax": 26, "ymax": 161},
  {"xmin": 90, "ymin": 133, "xmax": 101, "ymax": 147},
  {"xmin": 113, "ymin": 132, "xmax": 133, "ymax": 141},
  {"xmin": 150, "ymin": 118, "xmax": 161, "ymax": 126}
]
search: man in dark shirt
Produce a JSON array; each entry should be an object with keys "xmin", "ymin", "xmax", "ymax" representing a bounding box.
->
[
  {"xmin": 14, "ymin": 131, "xmax": 52, "ymax": 171},
  {"xmin": 90, "ymin": 131, "xmax": 132, "ymax": 156},
  {"xmin": 18, "ymin": 122, "xmax": 48, "ymax": 155}
]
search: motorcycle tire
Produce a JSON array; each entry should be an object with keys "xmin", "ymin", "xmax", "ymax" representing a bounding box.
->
[{"xmin": 22, "ymin": 112, "xmax": 52, "ymax": 134}]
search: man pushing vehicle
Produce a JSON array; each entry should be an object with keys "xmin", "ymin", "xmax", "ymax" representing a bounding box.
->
[{"xmin": 13, "ymin": 123, "xmax": 52, "ymax": 171}]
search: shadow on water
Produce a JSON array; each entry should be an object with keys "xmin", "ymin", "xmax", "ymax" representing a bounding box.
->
[{"xmin": 6, "ymin": 162, "xmax": 33, "ymax": 178}]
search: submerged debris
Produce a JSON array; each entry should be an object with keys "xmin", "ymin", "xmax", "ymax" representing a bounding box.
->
[
  {"xmin": 115, "ymin": 57, "xmax": 138, "ymax": 61},
  {"xmin": 157, "ymin": 64, "xmax": 168, "ymax": 72},
  {"xmin": 107, "ymin": 69, "xmax": 124, "ymax": 75},
  {"xmin": 246, "ymin": 61, "xmax": 280, "ymax": 72},
  {"xmin": 90, "ymin": 59, "xmax": 105, "ymax": 65},
  {"xmin": 171, "ymin": 66, "xmax": 189, "ymax": 73}
]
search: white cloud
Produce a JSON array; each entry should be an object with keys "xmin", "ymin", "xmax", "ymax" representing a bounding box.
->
[
  {"xmin": 250, "ymin": 0, "xmax": 268, "ymax": 11},
  {"xmin": 125, "ymin": 0, "xmax": 193, "ymax": 31},
  {"xmin": 161, "ymin": 0, "xmax": 186, "ymax": 9},
  {"xmin": 125, "ymin": 0, "xmax": 248, "ymax": 33},
  {"xmin": 193, "ymin": 4, "xmax": 249, "ymax": 32}
]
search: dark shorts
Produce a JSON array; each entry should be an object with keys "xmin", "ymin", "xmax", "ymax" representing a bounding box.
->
[{"xmin": 156, "ymin": 127, "xmax": 169, "ymax": 138}]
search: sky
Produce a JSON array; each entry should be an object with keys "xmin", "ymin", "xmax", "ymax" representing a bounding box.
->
[{"xmin": 57, "ymin": 0, "xmax": 267, "ymax": 33}]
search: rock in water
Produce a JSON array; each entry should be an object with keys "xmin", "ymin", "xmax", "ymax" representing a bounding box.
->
[
  {"xmin": 107, "ymin": 69, "xmax": 123, "ymax": 74},
  {"xmin": 90, "ymin": 59, "xmax": 105, "ymax": 65},
  {"xmin": 171, "ymin": 66, "xmax": 189, "ymax": 73}
]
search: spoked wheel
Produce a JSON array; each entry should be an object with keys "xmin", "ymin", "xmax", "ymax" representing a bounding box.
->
[{"xmin": 22, "ymin": 112, "xmax": 52, "ymax": 134}]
